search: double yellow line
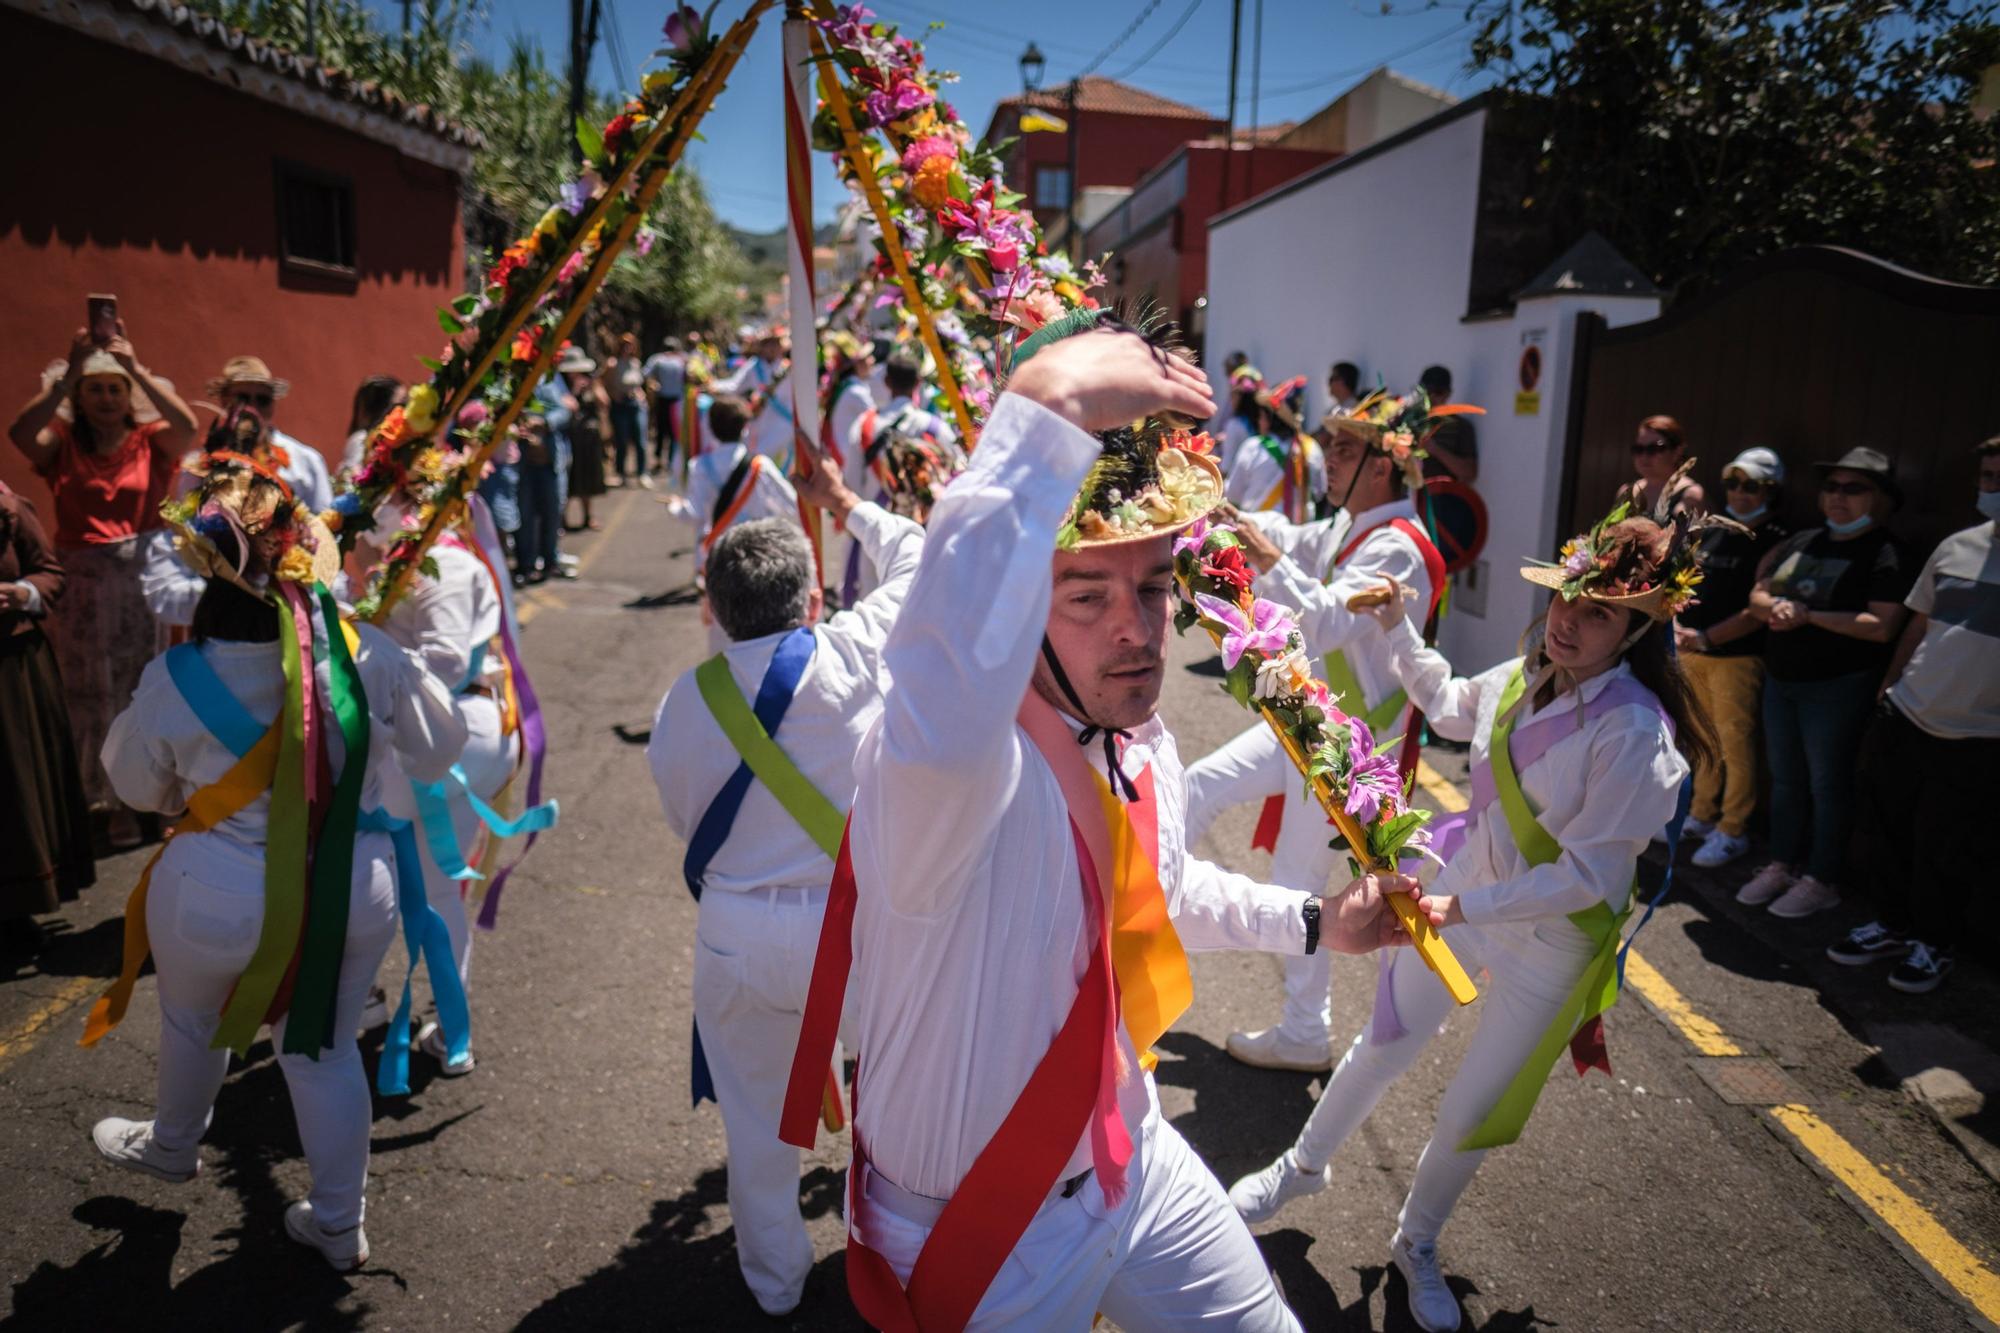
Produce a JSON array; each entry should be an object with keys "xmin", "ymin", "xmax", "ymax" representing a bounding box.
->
[{"xmin": 1413, "ymin": 758, "xmax": 2000, "ymax": 1326}]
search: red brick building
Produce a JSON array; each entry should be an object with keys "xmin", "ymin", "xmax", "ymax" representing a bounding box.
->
[
  {"xmin": 983, "ymin": 76, "xmax": 1224, "ymax": 237},
  {"xmin": 0, "ymin": 0, "xmax": 476, "ymax": 506}
]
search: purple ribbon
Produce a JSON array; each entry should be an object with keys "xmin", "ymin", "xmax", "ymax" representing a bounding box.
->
[
  {"xmin": 1367, "ymin": 675, "xmax": 1665, "ymax": 1045},
  {"xmin": 469, "ymin": 495, "xmax": 549, "ymax": 930}
]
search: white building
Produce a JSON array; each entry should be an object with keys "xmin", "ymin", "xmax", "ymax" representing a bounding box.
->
[{"xmin": 1205, "ymin": 93, "xmax": 1663, "ymax": 671}]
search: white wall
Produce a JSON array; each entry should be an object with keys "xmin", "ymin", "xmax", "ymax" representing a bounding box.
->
[{"xmin": 1204, "ymin": 107, "xmax": 1662, "ymax": 672}]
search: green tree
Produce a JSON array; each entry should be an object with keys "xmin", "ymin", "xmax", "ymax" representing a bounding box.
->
[{"xmin": 1469, "ymin": 0, "xmax": 2000, "ymax": 290}]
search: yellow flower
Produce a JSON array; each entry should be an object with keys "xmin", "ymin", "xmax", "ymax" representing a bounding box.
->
[
  {"xmin": 535, "ymin": 206, "xmax": 564, "ymax": 238},
  {"xmin": 278, "ymin": 547, "xmax": 316, "ymax": 584},
  {"xmin": 642, "ymin": 69, "xmax": 677, "ymax": 99},
  {"xmin": 1155, "ymin": 448, "xmax": 1218, "ymax": 515},
  {"xmin": 405, "ymin": 384, "xmax": 440, "ymax": 434}
]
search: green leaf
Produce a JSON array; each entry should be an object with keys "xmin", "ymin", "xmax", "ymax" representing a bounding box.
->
[
  {"xmin": 451, "ymin": 293, "xmax": 480, "ymax": 316},
  {"xmin": 438, "ymin": 310, "xmax": 464, "ymax": 334},
  {"xmin": 576, "ymin": 115, "xmax": 606, "ymax": 165}
]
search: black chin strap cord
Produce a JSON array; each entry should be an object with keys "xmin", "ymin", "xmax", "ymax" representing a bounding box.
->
[{"xmin": 1040, "ymin": 637, "xmax": 1140, "ymax": 802}]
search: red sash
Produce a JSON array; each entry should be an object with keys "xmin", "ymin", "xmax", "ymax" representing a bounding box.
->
[{"xmin": 1250, "ymin": 516, "xmax": 1447, "ymax": 853}]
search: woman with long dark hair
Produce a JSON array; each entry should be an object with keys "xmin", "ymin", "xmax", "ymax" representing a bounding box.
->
[{"xmin": 1229, "ymin": 504, "xmax": 1715, "ymax": 1333}]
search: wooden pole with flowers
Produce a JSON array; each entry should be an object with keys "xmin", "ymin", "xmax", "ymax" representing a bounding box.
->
[
  {"xmin": 783, "ymin": 11, "xmax": 827, "ymax": 581},
  {"xmin": 1173, "ymin": 517, "xmax": 1478, "ymax": 1005}
]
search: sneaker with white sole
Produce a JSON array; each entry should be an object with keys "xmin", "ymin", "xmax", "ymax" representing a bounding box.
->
[
  {"xmin": 1888, "ymin": 942, "xmax": 1954, "ymax": 994},
  {"xmin": 1681, "ymin": 816, "xmax": 1715, "ymax": 844},
  {"xmin": 1767, "ymin": 874, "xmax": 1840, "ymax": 919},
  {"xmin": 91, "ymin": 1118, "xmax": 199, "ymax": 1183},
  {"xmin": 1826, "ymin": 921, "xmax": 1911, "ymax": 966},
  {"xmin": 1692, "ymin": 831, "xmax": 1751, "ymax": 869},
  {"xmin": 1225, "ymin": 1026, "xmax": 1335, "ymax": 1072},
  {"xmin": 416, "ymin": 1020, "xmax": 475, "ymax": 1076},
  {"xmin": 284, "ymin": 1199, "xmax": 369, "ymax": 1272},
  {"xmin": 1735, "ymin": 862, "xmax": 1795, "ymax": 906},
  {"xmin": 1228, "ymin": 1149, "xmax": 1330, "ymax": 1224},
  {"xmin": 1390, "ymin": 1229, "xmax": 1463, "ymax": 1332}
]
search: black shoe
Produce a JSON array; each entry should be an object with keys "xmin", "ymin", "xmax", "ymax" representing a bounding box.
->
[
  {"xmin": 1887, "ymin": 943, "xmax": 1953, "ymax": 994},
  {"xmin": 1826, "ymin": 921, "xmax": 1910, "ymax": 966}
]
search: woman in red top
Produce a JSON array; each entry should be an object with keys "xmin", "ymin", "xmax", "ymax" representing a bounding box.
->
[{"xmin": 8, "ymin": 323, "xmax": 195, "ymax": 848}]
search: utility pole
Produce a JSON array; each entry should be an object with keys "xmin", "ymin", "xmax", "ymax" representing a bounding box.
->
[
  {"xmin": 1064, "ymin": 77, "xmax": 1080, "ymax": 261},
  {"xmin": 1247, "ymin": 0, "xmax": 1263, "ymax": 197},
  {"xmin": 568, "ymin": 0, "xmax": 603, "ymax": 164},
  {"xmin": 1221, "ymin": 0, "xmax": 1241, "ymax": 214}
]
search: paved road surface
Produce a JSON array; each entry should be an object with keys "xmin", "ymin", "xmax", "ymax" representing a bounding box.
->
[{"xmin": 4, "ymin": 488, "xmax": 1996, "ymax": 1331}]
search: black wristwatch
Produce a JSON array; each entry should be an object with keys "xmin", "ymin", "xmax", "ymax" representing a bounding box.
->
[{"xmin": 1302, "ymin": 897, "xmax": 1321, "ymax": 955}]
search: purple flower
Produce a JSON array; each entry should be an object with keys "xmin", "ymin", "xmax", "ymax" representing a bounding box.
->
[
  {"xmin": 1341, "ymin": 717, "xmax": 1402, "ymax": 824},
  {"xmin": 662, "ymin": 5, "xmax": 704, "ymax": 53},
  {"xmin": 1172, "ymin": 516, "xmax": 1212, "ymax": 558},
  {"xmin": 558, "ymin": 176, "xmax": 593, "ymax": 217},
  {"xmin": 635, "ymin": 227, "xmax": 656, "ymax": 257},
  {"xmin": 1196, "ymin": 593, "xmax": 1293, "ymax": 669},
  {"xmin": 863, "ymin": 78, "xmax": 933, "ymax": 129},
  {"xmin": 1562, "ymin": 545, "xmax": 1593, "ymax": 577}
]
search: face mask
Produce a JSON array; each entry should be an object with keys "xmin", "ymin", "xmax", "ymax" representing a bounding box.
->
[
  {"xmin": 1826, "ymin": 513, "xmax": 1874, "ymax": 537},
  {"xmin": 1726, "ymin": 501, "xmax": 1767, "ymax": 523},
  {"xmin": 1977, "ymin": 490, "xmax": 2000, "ymax": 522}
]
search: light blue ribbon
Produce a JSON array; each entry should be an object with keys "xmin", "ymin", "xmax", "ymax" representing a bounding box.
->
[{"xmin": 360, "ymin": 807, "xmax": 472, "ymax": 1094}]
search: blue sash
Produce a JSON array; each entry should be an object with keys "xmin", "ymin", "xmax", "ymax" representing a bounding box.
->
[
  {"xmin": 681, "ymin": 626, "xmax": 817, "ymax": 1105},
  {"xmin": 163, "ymin": 645, "xmax": 468, "ymax": 1093}
]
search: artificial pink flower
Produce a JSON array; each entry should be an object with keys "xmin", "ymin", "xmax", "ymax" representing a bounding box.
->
[{"xmin": 1195, "ymin": 593, "xmax": 1293, "ymax": 669}]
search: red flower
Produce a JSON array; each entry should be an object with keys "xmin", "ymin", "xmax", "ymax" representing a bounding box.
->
[
  {"xmin": 512, "ymin": 327, "xmax": 540, "ymax": 364},
  {"xmin": 603, "ymin": 113, "xmax": 637, "ymax": 155},
  {"xmin": 1200, "ymin": 545, "xmax": 1254, "ymax": 591}
]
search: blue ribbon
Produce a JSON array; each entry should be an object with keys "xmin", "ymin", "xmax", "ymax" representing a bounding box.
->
[
  {"xmin": 360, "ymin": 807, "xmax": 472, "ymax": 1094},
  {"xmin": 680, "ymin": 626, "xmax": 816, "ymax": 1106},
  {"xmin": 165, "ymin": 644, "xmax": 267, "ymax": 755}
]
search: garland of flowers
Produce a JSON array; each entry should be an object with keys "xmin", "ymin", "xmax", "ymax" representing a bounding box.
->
[{"xmin": 809, "ymin": 3, "xmax": 1108, "ymax": 432}]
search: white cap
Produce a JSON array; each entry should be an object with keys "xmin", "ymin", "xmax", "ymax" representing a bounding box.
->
[{"xmin": 1724, "ymin": 446, "xmax": 1784, "ymax": 484}]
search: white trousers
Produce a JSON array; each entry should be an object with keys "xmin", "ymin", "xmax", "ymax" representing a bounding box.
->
[
  {"xmin": 855, "ymin": 1112, "xmax": 1302, "ymax": 1332},
  {"xmin": 1292, "ymin": 917, "xmax": 1596, "ymax": 1241},
  {"xmin": 1186, "ymin": 724, "xmax": 1340, "ymax": 1044},
  {"xmin": 692, "ymin": 884, "xmax": 828, "ymax": 1315},
  {"xmin": 145, "ymin": 829, "xmax": 399, "ymax": 1231},
  {"xmin": 414, "ymin": 693, "xmax": 519, "ymax": 992}
]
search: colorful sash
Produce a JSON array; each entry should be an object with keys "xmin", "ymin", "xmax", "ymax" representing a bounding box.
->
[
  {"xmin": 779, "ymin": 701, "xmax": 1196, "ymax": 1330},
  {"xmin": 702, "ymin": 454, "xmax": 765, "ymax": 555},
  {"xmin": 685, "ymin": 628, "xmax": 844, "ymax": 1116},
  {"xmin": 1254, "ymin": 434, "xmax": 1310, "ymax": 522}
]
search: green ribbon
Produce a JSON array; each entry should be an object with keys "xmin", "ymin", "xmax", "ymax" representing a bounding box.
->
[
  {"xmin": 281, "ymin": 586, "xmax": 371, "ymax": 1057},
  {"xmin": 1254, "ymin": 434, "xmax": 1289, "ymax": 469},
  {"xmin": 214, "ymin": 590, "xmax": 312, "ymax": 1055},
  {"xmin": 1321, "ymin": 647, "xmax": 1407, "ymax": 737},
  {"xmin": 694, "ymin": 654, "xmax": 844, "ymax": 857},
  {"xmin": 1457, "ymin": 666, "xmax": 1628, "ymax": 1151}
]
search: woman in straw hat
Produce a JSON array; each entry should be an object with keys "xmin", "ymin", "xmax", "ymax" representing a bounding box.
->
[
  {"xmin": 86, "ymin": 423, "xmax": 466, "ymax": 1271},
  {"xmin": 1230, "ymin": 501, "xmax": 1718, "ymax": 1333},
  {"xmin": 7, "ymin": 321, "xmax": 198, "ymax": 848}
]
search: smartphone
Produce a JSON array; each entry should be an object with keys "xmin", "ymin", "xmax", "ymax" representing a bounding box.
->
[{"xmin": 87, "ymin": 294, "xmax": 118, "ymax": 346}]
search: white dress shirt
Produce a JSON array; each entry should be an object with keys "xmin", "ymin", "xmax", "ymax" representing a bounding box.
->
[
  {"xmin": 103, "ymin": 624, "xmax": 467, "ymax": 844},
  {"xmin": 847, "ymin": 393, "xmax": 1309, "ymax": 1200},
  {"xmin": 380, "ymin": 542, "xmax": 503, "ymax": 692},
  {"xmin": 681, "ymin": 443, "xmax": 803, "ymax": 575},
  {"xmin": 649, "ymin": 503, "xmax": 925, "ymax": 894},
  {"xmin": 272, "ymin": 430, "xmax": 335, "ymax": 513},
  {"xmin": 827, "ymin": 379, "xmax": 875, "ymax": 468},
  {"xmin": 1383, "ymin": 620, "xmax": 1688, "ymax": 930},
  {"xmin": 1224, "ymin": 434, "xmax": 1326, "ymax": 514}
]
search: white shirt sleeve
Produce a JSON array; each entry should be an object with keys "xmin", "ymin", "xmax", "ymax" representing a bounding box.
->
[
  {"xmin": 102, "ymin": 656, "xmax": 190, "ymax": 815},
  {"xmin": 1378, "ymin": 618, "xmax": 1494, "ymax": 742},
  {"xmin": 353, "ymin": 623, "xmax": 468, "ymax": 784},
  {"xmin": 824, "ymin": 501, "xmax": 926, "ymax": 662},
  {"xmin": 646, "ymin": 678, "xmax": 701, "ymax": 843},
  {"xmin": 1170, "ymin": 855, "xmax": 1310, "ymax": 954},
  {"xmin": 1263, "ymin": 532, "xmax": 1429, "ymax": 657},
  {"xmin": 855, "ymin": 393, "xmax": 1099, "ymax": 916},
  {"xmin": 382, "ymin": 560, "xmax": 477, "ymax": 691},
  {"xmin": 138, "ymin": 529, "xmax": 206, "ymax": 628}
]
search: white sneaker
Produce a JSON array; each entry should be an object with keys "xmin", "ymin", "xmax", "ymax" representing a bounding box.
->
[
  {"xmin": 416, "ymin": 1020, "xmax": 475, "ymax": 1076},
  {"xmin": 91, "ymin": 1117, "xmax": 199, "ymax": 1183},
  {"xmin": 1390, "ymin": 1229, "xmax": 1463, "ymax": 1332},
  {"xmin": 1735, "ymin": 862, "xmax": 1795, "ymax": 906},
  {"xmin": 1681, "ymin": 816, "xmax": 1715, "ymax": 843},
  {"xmin": 1767, "ymin": 874, "xmax": 1840, "ymax": 919},
  {"xmin": 1692, "ymin": 831, "xmax": 1751, "ymax": 869},
  {"xmin": 1228, "ymin": 1149, "xmax": 1329, "ymax": 1224},
  {"xmin": 1225, "ymin": 1027, "xmax": 1335, "ymax": 1072},
  {"xmin": 284, "ymin": 1199, "xmax": 369, "ymax": 1272}
]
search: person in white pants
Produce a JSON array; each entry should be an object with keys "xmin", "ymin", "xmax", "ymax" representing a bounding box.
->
[
  {"xmin": 789, "ymin": 324, "xmax": 1426, "ymax": 1332},
  {"xmin": 1185, "ymin": 413, "xmax": 1439, "ymax": 1071},
  {"xmin": 89, "ymin": 455, "xmax": 466, "ymax": 1272},
  {"xmin": 648, "ymin": 463, "xmax": 925, "ymax": 1317},
  {"xmin": 1229, "ymin": 504, "xmax": 1712, "ymax": 1332}
]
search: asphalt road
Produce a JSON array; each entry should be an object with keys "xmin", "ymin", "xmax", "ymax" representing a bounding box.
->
[{"xmin": 4, "ymin": 487, "xmax": 1996, "ymax": 1332}]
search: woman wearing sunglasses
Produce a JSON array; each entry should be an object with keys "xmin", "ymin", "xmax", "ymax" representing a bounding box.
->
[
  {"xmin": 1739, "ymin": 447, "xmax": 1914, "ymax": 919},
  {"xmin": 1672, "ymin": 448, "xmax": 1791, "ymax": 869},
  {"xmin": 1615, "ymin": 414, "xmax": 1706, "ymax": 522}
]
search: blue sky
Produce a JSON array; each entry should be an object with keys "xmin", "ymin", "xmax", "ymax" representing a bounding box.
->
[{"xmin": 382, "ymin": 0, "xmax": 1492, "ymax": 231}]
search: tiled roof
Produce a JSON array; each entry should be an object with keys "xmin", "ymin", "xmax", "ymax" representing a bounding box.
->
[
  {"xmin": 998, "ymin": 75, "xmax": 1220, "ymax": 122},
  {"xmin": 51, "ymin": 0, "xmax": 484, "ymax": 149}
]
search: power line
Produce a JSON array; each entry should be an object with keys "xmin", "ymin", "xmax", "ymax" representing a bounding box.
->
[
  {"xmin": 600, "ymin": 0, "xmax": 631, "ymax": 89},
  {"xmin": 1108, "ymin": 0, "xmax": 1207, "ymax": 82},
  {"xmin": 1252, "ymin": 17, "xmax": 1472, "ymax": 98},
  {"xmin": 1076, "ymin": 0, "xmax": 1173, "ymax": 80}
]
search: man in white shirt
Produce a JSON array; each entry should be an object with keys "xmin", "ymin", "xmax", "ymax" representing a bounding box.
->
[
  {"xmin": 649, "ymin": 461, "xmax": 924, "ymax": 1318},
  {"xmin": 838, "ymin": 349, "xmax": 961, "ymax": 604},
  {"xmin": 1830, "ymin": 437, "xmax": 2000, "ymax": 993},
  {"xmin": 676, "ymin": 395, "xmax": 802, "ymax": 582},
  {"xmin": 1223, "ymin": 377, "xmax": 1325, "ymax": 524},
  {"xmin": 207, "ymin": 355, "xmax": 333, "ymax": 511},
  {"xmin": 780, "ymin": 325, "xmax": 1424, "ymax": 1331},
  {"xmin": 1188, "ymin": 410, "xmax": 1443, "ymax": 1071}
]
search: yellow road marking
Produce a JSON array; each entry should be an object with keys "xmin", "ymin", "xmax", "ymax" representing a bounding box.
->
[
  {"xmin": 1621, "ymin": 949, "xmax": 1744, "ymax": 1057},
  {"xmin": 1414, "ymin": 758, "xmax": 1468, "ymax": 814},
  {"xmin": 0, "ymin": 976, "xmax": 99, "ymax": 1071},
  {"xmin": 1767, "ymin": 1104, "xmax": 2000, "ymax": 1324},
  {"xmin": 513, "ymin": 488, "xmax": 645, "ymax": 627}
]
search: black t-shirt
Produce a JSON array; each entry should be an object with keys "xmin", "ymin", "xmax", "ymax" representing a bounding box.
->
[
  {"xmin": 1422, "ymin": 416, "xmax": 1477, "ymax": 479},
  {"xmin": 1680, "ymin": 516, "xmax": 1791, "ymax": 657},
  {"xmin": 1761, "ymin": 525, "xmax": 1915, "ymax": 681}
]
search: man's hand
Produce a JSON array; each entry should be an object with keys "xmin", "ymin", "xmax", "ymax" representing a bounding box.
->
[
  {"xmin": 0, "ymin": 582, "xmax": 30, "ymax": 614},
  {"xmin": 795, "ymin": 450, "xmax": 859, "ymax": 521},
  {"xmin": 1004, "ymin": 328, "xmax": 1215, "ymax": 433},
  {"xmin": 1321, "ymin": 871, "xmax": 1443, "ymax": 954},
  {"xmin": 1232, "ymin": 518, "xmax": 1283, "ymax": 575}
]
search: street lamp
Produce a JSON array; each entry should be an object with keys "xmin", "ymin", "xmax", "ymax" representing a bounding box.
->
[{"xmin": 1019, "ymin": 41, "xmax": 1045, "ymax": 92}]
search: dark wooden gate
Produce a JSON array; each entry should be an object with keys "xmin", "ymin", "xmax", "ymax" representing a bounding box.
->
[{"xmin": 1558, "ymin": 247, "xmax": 2000, "ymax": 555}]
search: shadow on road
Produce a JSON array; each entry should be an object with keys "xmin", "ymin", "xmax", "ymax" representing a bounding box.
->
[
  {"xmin": 1154, "ymin": 1029, "xmax": 1322, "ymax": 1177},
  {"xmin": 515, "ymin": 1164, "xmax": 865, "ymax": 1331},
  {"xmin": 0, "ymin": 915, "xmax": 122, "ymax": 986}
]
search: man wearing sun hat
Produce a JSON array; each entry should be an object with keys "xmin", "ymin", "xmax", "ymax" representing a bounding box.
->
[
  {"xmin": 777, "ymin": 320, "xmax": 1422, "ymax": 1331},
  {"xmin": 206, "ymin": 355, "xmax": 333, "ymax": 513},
  {"xmin": 1224, "ymin": 375, "xmax": 1325, "ymax": 524}
]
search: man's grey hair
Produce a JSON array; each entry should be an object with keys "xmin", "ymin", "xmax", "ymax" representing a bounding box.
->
[{"xmin": 707, "ymin": 519, "xmax": 814, "ymax": 641}]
